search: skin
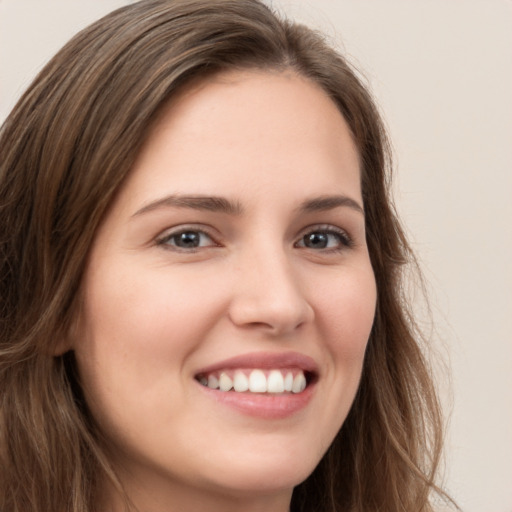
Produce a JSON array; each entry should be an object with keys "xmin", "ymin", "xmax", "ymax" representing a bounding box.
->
[{"xmin": 71, "ymin": 69, "xmax": 377, "ymax": 512}]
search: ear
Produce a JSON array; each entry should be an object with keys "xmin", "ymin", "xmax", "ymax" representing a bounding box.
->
[
  {"xmin": 52, "ymin": 300, "xmax": 83, "ymax": 356},
  {"xmin": 52, "ymin": 336, "xmax": 73, "ymax": 356},
  {"xmin": 51, "ymin": 322, "xmax": 75, "ymax": 355}
]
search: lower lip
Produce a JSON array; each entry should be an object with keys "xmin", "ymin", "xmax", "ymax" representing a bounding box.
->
[{"xmin": 196, "ymin": 381, "xmax": 316, "ymax": 419}]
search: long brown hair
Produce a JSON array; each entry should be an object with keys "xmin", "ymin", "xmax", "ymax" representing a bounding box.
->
[{"xmin": 0, "ymin": 1, "xmax": 451, "ymax": 510}]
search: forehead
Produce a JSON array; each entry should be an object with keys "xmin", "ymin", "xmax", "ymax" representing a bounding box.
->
[{"xmin": 119, "ymin": 69, "xmax": 361, "ymax": 212}]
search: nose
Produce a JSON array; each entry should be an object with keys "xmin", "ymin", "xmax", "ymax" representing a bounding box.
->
[{"xmin": 228, "ymin": 248, "xmax": 314, "ymax": 336}]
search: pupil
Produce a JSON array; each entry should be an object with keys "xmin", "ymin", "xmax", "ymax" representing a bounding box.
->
[
  {"xmin": 178, "ymin": 232, "xmax": 200, "ymax": 248},
  {"xmin": 305, "ymin": 233, "xmax": 327, "ymax": 248}
]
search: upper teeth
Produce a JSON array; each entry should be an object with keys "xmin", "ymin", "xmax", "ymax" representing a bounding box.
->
[{"xmin": 199, "ymin": 369, "xmax": 307, "ymax": 394}]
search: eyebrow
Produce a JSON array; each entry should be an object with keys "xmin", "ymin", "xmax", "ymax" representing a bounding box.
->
[
  {"xmin": 298, "ymin": 195, "xmax": 364, "ymax": 215},
  {"xmin": 132, "ymin": 195, "xmax": 244, "ymax": 217},
  {"xmin": 132, "ymin": 193, "xmax": 363, "ymax": 218}
]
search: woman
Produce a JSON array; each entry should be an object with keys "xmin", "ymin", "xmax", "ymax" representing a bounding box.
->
[{"xmin": 0, "ymin": 1, "xmax": 452, "ymax": 511}]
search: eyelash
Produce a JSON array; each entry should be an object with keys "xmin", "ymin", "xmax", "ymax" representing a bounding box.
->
[
  {"xmin": 156, "ymin": 226, "xmax": 218, "ymax": 252},
  {"xmin": 156, "ymin": 225, "xmax": 353, "ymax": 253},
  {"xmin": 294, "ymin": 225, "xmax": 353, "ymax": 252}
]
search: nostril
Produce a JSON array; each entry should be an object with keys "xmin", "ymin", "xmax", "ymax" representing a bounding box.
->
[
  {"xmin": 228, "ymin": 303, "xmax": 314, "ymax": 336},
  {"xmin": 227, "ymin": 265, "xmax": 314, "ymax": 334}
]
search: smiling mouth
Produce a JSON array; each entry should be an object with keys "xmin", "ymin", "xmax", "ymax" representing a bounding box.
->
[{"xmin": 195, "ymin": 368, "xmax": 316, "ymax": 394}]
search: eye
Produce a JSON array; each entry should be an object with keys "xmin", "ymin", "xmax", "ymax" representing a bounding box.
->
[
  {"xmin": 157, "ymin": 228, "xmax": 217, "ymax": 251},
  {"xmin": 295, "ymin": 227, "xmax": 352, "ymax": 251}
]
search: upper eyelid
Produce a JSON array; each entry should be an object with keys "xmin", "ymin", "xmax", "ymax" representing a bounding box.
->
[
  {"xmin": 157, "ymin": 223, "xmax": 217, "ymax": 236},
  {"xmin": 296, "ymin": 223, "xmax": 351, "ymax": 238}
]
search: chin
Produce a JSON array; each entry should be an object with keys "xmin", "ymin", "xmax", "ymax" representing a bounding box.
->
[{"xmin": 198, "ymin": 447, "xmax": 320, "ymax": 496}]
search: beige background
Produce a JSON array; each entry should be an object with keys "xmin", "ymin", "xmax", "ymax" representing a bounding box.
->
[{"xmin": 1, "ymin": 1, "xmax": 511, "ymax": 510}]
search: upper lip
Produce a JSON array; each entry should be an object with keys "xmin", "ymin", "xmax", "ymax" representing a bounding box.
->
[{"xmin": 194, "ymin": 351, "xmax": 319, "ymax": 377}]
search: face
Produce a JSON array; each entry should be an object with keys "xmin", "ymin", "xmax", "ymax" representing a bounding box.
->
[{"xmin": 72, "ymin": 70, "xmax": 377, "ymax": 509}]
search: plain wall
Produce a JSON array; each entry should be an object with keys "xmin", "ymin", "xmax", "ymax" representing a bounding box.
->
[{"xmin": 1, "ymin": 1, "xmax": 511, "ymax": 510}]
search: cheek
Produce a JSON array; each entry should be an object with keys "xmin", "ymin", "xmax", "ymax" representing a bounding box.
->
[
  {"xmin": 317, "ymin": 266, "xmax": 377, "ymax": 358},
  {"xmin": 301, "ymin": 265, "xmax": 376, "ymax": 455},
  {"xmin": 314, "ymin": 264, "xmax": 375, "ymax": 426},
  {"xmin": 79, "ymin": 259, "xmax": 223, "ymax": 351},
  {"xmin": 73, "ymin": 261, "xmax": 226, "ymax": 422}
]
